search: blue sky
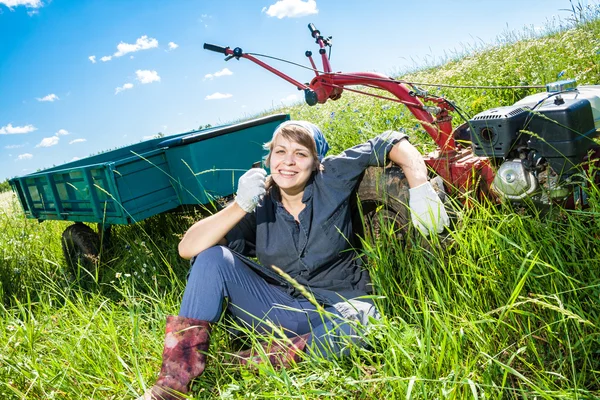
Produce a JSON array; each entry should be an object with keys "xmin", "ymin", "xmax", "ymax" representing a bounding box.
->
[{"xmin": 0, "ymin": 0, "xmax": 583, "ymax": 181}]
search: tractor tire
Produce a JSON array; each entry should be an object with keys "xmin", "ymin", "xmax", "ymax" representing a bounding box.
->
[
  {"xmin": 61, "ymin": 223, "xmax": 100, "ymax": 282},
  {"xmin": 353, "ymin": 165, "xmax": 411, "ymax": 242},
  {"xmin": 352, "ymin": 166, "xmax": 449, "ymax": 242}
]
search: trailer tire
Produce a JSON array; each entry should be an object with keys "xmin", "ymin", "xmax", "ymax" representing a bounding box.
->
[{"xmin": 61, "ymin": 223, "xmax": 100, "ymax": 282}]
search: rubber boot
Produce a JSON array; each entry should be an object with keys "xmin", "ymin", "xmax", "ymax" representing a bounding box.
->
[
  {"xmin": 232, "ymin": 332, "xmax": 310, "ymax": 369},
  {"xmin": 140, "ymin": 315, "xmax": 211, "ymax": 400}
]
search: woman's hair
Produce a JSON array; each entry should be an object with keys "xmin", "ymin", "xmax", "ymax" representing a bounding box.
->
[
  {"xmin": 263, "ymin": 124, "xmax": 323, "ymax": 193},
  {"xmin": 263, "ymin": 124, "xmax": 320, "ymax": 168}
]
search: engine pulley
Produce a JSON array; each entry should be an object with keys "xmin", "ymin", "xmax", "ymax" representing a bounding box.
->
[{"xmin": 492, "ymin": 160, "xmax": 538, "ymax": 200}]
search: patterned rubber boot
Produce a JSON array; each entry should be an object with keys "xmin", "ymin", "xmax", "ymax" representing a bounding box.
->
[
  {"xmin": 232, "ymin": 332, "xmax": 310, "ymax": 369},
  {"xmin": 140, "ymin": 315, "xmax": 211, "ymax": 400}
]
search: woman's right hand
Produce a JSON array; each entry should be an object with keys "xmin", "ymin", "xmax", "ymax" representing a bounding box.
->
[{"xmin": 235, "ymin": 168, "xmax": 267, "ymax": 213}]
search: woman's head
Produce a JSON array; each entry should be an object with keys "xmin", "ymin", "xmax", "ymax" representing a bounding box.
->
[{"xmin": 264, "ymin": 121, "xmax": 329, "ymax": 194}]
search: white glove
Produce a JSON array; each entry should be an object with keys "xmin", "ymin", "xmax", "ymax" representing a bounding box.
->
[
  {"xmin": 408, "ymin": 181, "xmax": 450, "ymax": 236},
  {"xmin": 235, "ymin": 168, "xmax": 267, "ymax": 213}
]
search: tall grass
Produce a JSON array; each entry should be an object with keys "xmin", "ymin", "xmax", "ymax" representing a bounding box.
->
[{"xmin": 2, "ymin": 6, "xmax": 600, "ymax": 399}]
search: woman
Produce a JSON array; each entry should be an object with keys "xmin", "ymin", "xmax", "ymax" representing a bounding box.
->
[{"xmin": 141, "ymin": 121, "xmax": 449, "ymax": 399}]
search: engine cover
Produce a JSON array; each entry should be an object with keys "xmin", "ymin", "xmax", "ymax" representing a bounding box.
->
[
  {"xmin": 469, "ymin": 105, "xmax": 530, "ymax": 158},
  {"xmin": 492, "ymin": 159, "xmax": 538, "ymax": 200},
  {"xmin": 527, "ymin": 98, "xmax": 597, "ymax": 175}
]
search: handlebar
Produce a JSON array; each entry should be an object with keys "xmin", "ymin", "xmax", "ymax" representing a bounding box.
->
[
  {"xmin": 308, "ymin": 23, "xmax": 320, "ymax": 39},
  {"xmin": 203, "ymin": 43, "xmax": 230, "ymax": 55},
  {"xmin": 201, "ymin": 25, "xmax": 456, "ymax": 153}
]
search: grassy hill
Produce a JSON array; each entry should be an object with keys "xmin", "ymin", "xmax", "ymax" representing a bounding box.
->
[{"xmin": 1, "ymin": 8, "xmax": 600, "ymax": 399}]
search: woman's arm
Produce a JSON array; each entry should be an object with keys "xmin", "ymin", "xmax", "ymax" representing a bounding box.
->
[
  {"xmin": 179, "ymin": 168, "xmax": 266, "ymax": 259},
  {"xmin": 178, "ymin": 202, "xmax": 248, "ymax": 259},
  {"xmin": 388, "ymin": 138, "xmax": 449, "ymax": 235},
  {"xmin": 387, "ymin": 139, "xmax": 428, "ymax": 188}
]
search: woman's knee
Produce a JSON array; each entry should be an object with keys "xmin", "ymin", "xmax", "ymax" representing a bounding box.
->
[{"xmin": 189, "ymin": 245, "xmax": 236, "ymax": 277}]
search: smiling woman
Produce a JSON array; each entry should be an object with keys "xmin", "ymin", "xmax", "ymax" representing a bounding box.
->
[{"xmin": 141, "ymin": 120, "xmax": 450, "ymax": 399}]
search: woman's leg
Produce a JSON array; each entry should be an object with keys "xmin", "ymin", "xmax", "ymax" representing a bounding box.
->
[
  {"xmin": 305, "ymin": 299, "xmax": 380, "ymax": 358},
  {"xmin": 179, "ymin": 245, "xmax": 378, "ymax": 361},
  {"xmin": 179, "ymin": 245, "xmax": 311, "ymax": 335}
]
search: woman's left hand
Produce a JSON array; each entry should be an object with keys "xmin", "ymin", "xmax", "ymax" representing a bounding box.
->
[{"xmin": 408, "ymin": 181, "xmax": 450, "ymax": 236}]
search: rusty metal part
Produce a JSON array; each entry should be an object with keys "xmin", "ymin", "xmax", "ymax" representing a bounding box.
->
[{"xmin": 424, "ymin": 148, "xmax": 497, "ymax": 203}]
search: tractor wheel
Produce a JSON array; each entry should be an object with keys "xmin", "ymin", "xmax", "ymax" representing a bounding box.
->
[
  {"xmin": 353, "ymin": 165, "xmax": 411, "ymax": 242},
  {"xmin": 61, "ymin": 223, "xmax": 100, "ymax": 282}
]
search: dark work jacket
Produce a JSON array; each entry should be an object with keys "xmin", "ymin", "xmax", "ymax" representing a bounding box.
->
[{"xmin": 226, "ymin": 130, "xmax": 408, "ymax": 306}]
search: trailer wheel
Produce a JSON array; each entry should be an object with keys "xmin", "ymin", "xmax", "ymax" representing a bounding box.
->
[{"xmin": 61, "ymin": 223, "xmax": 100, "ymax": 282}]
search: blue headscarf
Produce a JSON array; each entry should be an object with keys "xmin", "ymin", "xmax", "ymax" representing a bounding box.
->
[{"xmin": 270, "ymin": 120, "xmax": 330, "ymax": 161}]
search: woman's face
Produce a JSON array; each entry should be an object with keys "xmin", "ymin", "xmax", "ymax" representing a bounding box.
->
[{"xmin": 268, "ymin": 134, "xmax": 317, "ymax": 195}]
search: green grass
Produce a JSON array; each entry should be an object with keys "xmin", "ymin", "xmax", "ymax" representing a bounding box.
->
[
  {"xmin": 2, "ymin": 6, "xmax": 600, "ymax": 399},
  {"xmin": 0, "ymin": 180, "xmax": 10, "ymax": 194}
]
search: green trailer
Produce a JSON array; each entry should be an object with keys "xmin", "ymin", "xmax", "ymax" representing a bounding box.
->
[{"xmin": 9, "ymin": 114, "xmax": 289, "ymax": 275}]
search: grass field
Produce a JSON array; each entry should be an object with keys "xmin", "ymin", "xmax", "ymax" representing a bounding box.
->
[{"xmin": 1, "ymin": 5, "xmax": 600, "ymax": 399}]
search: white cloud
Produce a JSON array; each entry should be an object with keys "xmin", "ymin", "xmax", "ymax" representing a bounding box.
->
[
  {"xmin": 36, "ymin": 136, "xmax": 59, "ymax": 147},
  {"xmin": 115, "ymin": 83, "xmax": 134, "ymax": 94},
  {"xmin": 263, "ymin": 0, "xmax": 318, "ymax": 19},
  {"xmin": 101, "ymin": 35, "xmax": 158, "ymax": 61},
  {"xmin": 204, "ymin": 68, "xmax": 233, "ymax": 80},
  {"xmin": 136, "ymin": 69, "xmax": 160, "ymax": 84},
  {"xmin": 199, "ymin": 14, "xmax": 211, "ymax": 26},
  {"xmin": 56, "ymin": 129, "xmax": 69, "ymax": 136},
  {"xmin": 0, "ymin": 0, "xmax": 43, "ymax": 9},
  {"xmin": 71, "ymin": 157, "xmax": 81, "ymax": 162},
  {"xmin": 0, "ymin": 123, "xmax": 37, "ymax": 134},
  {"xmin": 98, "ymin": 33, "xmax": 159, "ymax": 62},
  {"xmin": 205, "ymin": 92, "xmax": 233, "ymax": 100},
  {"xmin": 168, "ymin": 42, "xmax": 179, "ymax": 50},
  {"xmin": 280, "ymin": 94, "xmax": 299, "ymax": 103},
  {"xmin": 17, "ymin": 153, "xmax": 33, "ymax": 161},
  {"xmin": 36, "ymin": 93, "xmax": 59, "ymax": 102},
  {"xmin": 89, "ymin": 55, "xmax": 96, "ymax": 63},
  {"xmin": 69, "ymin": 138, "xmax": 86, "ymax": 144}
]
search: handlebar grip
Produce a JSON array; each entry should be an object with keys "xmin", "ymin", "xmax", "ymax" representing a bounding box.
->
[
  {"xmin": 308, "ymin": 23, "xmax": 320, "ymax": 38},
  {"xmin": 203, "ymin": 43, "xmax": 229, "ymax": 55}
]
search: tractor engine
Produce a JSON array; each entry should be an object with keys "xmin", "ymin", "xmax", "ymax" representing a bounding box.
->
[{"xmin": 468, "ymin": 80, "xmax": 600, "ymax": 206}]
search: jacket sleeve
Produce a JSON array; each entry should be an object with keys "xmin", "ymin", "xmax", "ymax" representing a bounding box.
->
[{"xmin": 322, "ymin": 130, "xmax": 409, "ymax": 190}]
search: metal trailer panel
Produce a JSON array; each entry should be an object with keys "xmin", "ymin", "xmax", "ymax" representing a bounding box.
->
[
  {"xmin": 8, "ymin": 114, "xmax": 289, "ymax": 225},
  {"xmin": 166, "ymin": 114, "xmax": 288, "ymax": 206}
]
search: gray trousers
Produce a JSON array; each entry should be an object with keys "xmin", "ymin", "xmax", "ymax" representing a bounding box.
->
[{"xmin": 179, "ymin": 246, "xmax": 367, "ymax": 356}]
